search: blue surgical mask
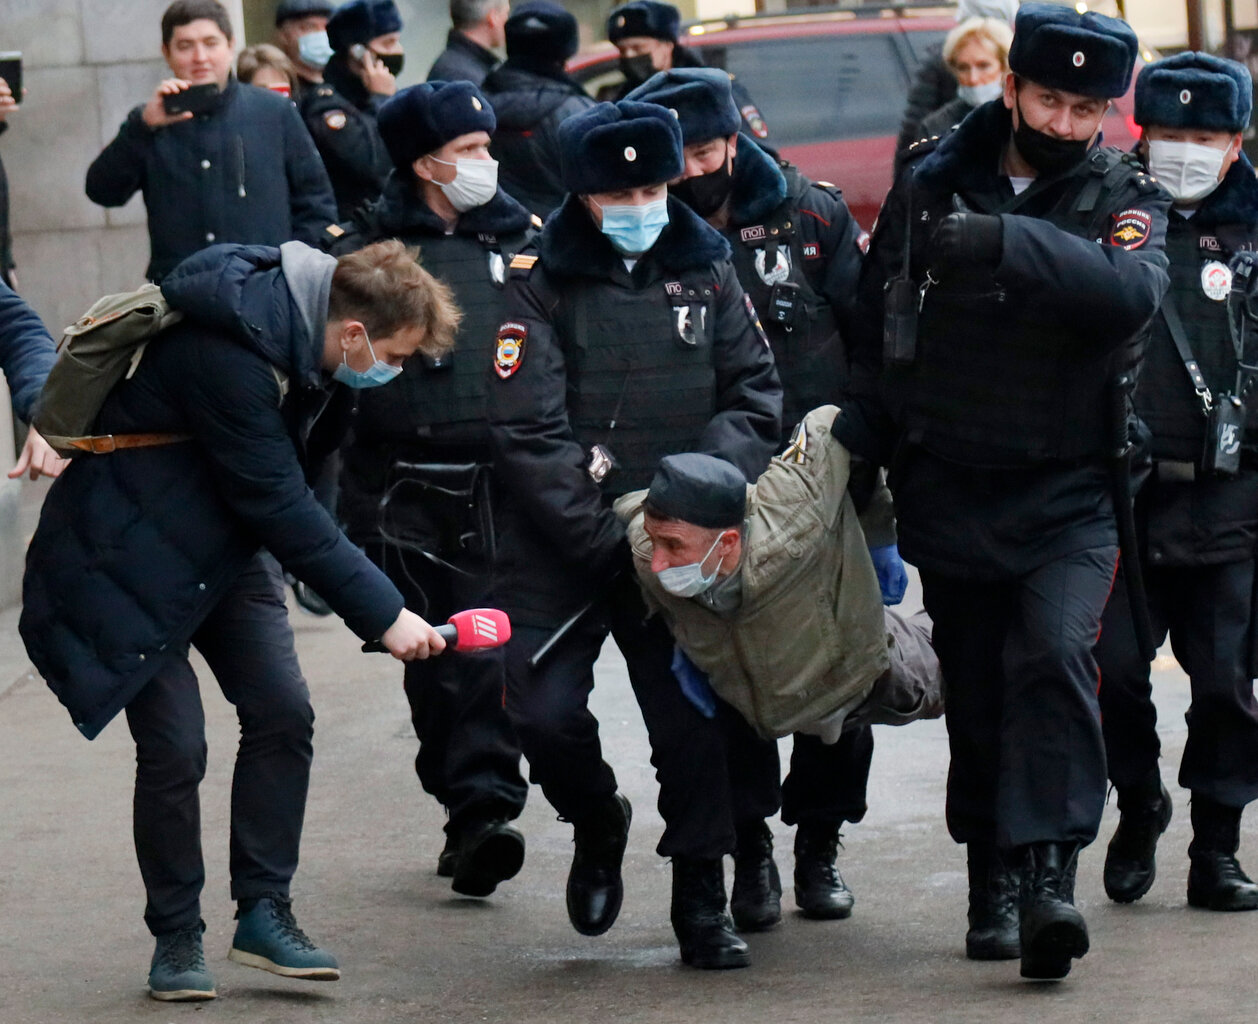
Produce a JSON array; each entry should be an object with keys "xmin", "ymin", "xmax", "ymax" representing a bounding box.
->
[
  {"xmin": 298, "ymin": 30, "xmax": 333, "ymax": 70},
  {"xmin": 332, "ymin": 330, "xmax": 402, "ymax": 389},
  {"xmin": 594, "ymin": 197, "xmax": 670, "ymax": 255},
  {"xmin": 656, "ymin": 532, "xmax": 724, "ymax": 598}
]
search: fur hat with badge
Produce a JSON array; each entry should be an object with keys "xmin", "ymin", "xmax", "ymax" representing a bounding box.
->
[
  {"xmin": 327, "ymin": 0, "xmax": 402, "ymax": 53},
  {"xmin": 607, "ymin": 0, "xmax": 681, "ymax": 43},
  {"xmin": 505, "ymin": 1, "xmax": 581, "ymax": 66},
  {"xmin": 625, "ymin": 68, "xmax": 740, "ymax": 146},
  {"xmin": 378, "ymin": 81, "xmax": 497, "ymax": 172},
  {"xmin": 1008, "ymin": 1, "xmax": 1139, "ymax": 99},
  {"xmin": 559, "ymin": 100, "xmax": 684, "ymax": 194},
  {"xmin": 1135, "ymin": 52, "xmax": 1253, "ymax": 133}
]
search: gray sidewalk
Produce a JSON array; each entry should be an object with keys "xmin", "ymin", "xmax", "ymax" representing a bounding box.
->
[{"xmin": 1, "ymin": 587, "xmax": 1256, "ymax": 1023}]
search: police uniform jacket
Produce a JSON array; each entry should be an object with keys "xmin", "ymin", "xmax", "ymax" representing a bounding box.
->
[
  {"xmin": 328, "ymin": 170, "xmax": 539, "ymax": 542},
  {"xmin": 1135, "ymin": 153, "xmax": 1258, "ymax": 567},
  {"xmin": 427, "ymin": 29, "xmax": 500, "ymax": 86},
  {"xmin": 839, "ymin": 98, "xmax": 1171, "ymax": 580},
  {"xmin": 301, "ymin": 57, "xmax": 394, "ymax": 219},
  {"xmin": 85, "ymin": 77, "xmax": 337, "ymax": 283},
  {"xmin": 487, "ymin": 194, "xmax": 782, "ymax": 625},
  {"xmin": 717, "ymin": 137, "xmax": 862, "ymax": 442},
  {"xmin": 481, "ymin": 62, "xmax": 596, "ymax": 218}
]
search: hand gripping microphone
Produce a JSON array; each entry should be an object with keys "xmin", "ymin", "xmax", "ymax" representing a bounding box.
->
[{"xmin": 361, "ymin": 608, "xmax": 511, "ymax": 654}]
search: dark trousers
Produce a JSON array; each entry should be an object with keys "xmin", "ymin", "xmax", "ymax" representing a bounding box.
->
[
  {"xmin": 920, "ymin": 545, "xmax": 1118, "ymax": 850},
  {"xmin": 1097, "ymin": 557, "xmax": 1258, "ymax": 807},
  {"xmin": 503, "ymin": 574, "xmax": 737, "ymax": 859},
  {"xmin": 366, "ymin": 541, "xmax": 527, "ymax": 830},
  {"xmin": 124, "ymin": 556, "xmax": 313, "ymax": 936}
]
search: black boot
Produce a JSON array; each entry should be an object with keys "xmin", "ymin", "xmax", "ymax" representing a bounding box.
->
[
  {"xmin": 793, "ymin": 822, "xmax": 854, "ymax": 920},
  {"xmin": 450, "ymin": 816, "xmax": 526, "ymax": 898},
  {"xmin": 1187, "ymin": 796, "xmax": 1258, "ymax": 911},
  {"xmin": 671, "ymin": 857, "xmax": 750, "ymax": 970},
  {"xmin": 1103, "ymin": 773, "xmax": 1172, "ymax": 904},
  {"xmin": 437, "ymin": 829, "xmax": 459, "ymax": 878},
  {"xmin": 965, "ymin": 843, "xmax": 1020, "ymax": 961},
  {"xmin": 730, "ymin": 821, "xmax": 782, "ymax": 932},
  {"xmin": 566, "ymin": 792, "xmax": 632, "ymax": 936},
  {"xmin": 1019, "ymin": 842, "xmax": 1089, "ymax": 981}
]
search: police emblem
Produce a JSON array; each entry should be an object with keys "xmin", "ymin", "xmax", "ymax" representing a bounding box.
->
[
  {"xmin": 324, "ymin": 110, "xmax": 347, "ymax": 131},
  {"xmin": 494, "ymin": 322, "xmax": 527, "ymax": 379},
  {"xmin": 741, "ymin": 104, "xmax": 769, "ymax": 139},
  {"xmin": 1201, "ymin": 260, "xmax": 1232, "ymax": 302},
  {"xmin": 755, "ymin": 246, "xmax": 791, "ymax": 285},
  {"xmin": 1109, "ymin": 209, "xmax": 1152, "ymax": 251}
]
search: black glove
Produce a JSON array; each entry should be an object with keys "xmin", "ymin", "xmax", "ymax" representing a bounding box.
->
[{"xmin": 930, "ymin": 211, "xmax": 1003, "ymax": 268}]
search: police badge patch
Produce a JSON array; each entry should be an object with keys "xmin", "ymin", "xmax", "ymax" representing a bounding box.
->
[
  {"xmin": 741, "ymin": 104, "xmax": 769, "ymax": 139},
  {"xmin": 1109, "ymin": 209, "xmax": 1152, "ymax": 251},
  {"xmin": 494, "ymin": 322, "xmax": 527, "ymax": 379},
  {"xmin": 323, "ymin": 110, "xmax": 348, "ymax": 131}
]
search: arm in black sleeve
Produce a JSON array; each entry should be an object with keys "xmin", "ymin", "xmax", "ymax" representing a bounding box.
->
[
  {"xmin": 282, "ymin": 103, "xmax": 338, "ymax": 244},
  {"xmin": 0, "ymin": 281, "xmax": 55, "ymax": 423},
  {"xmin": 486, "ymin": 274, "xmax": 627, "ymax": 570},
  {"xmin": 804, "ymin": 184, "xmax": 865, "ymax": 339},
  {"xmin": 307, "ymin": 103, "xmax": 392, "ymax": 200},
  {"xmin": 85, "ymin": 107, "xmax": 150, "ymax": 208},
  {"xmin": 182, "ymin": 342, "xmax": 404, "ymax": 640},
  {"xmin": 700, "ymin": 261, "xmax": 783, "ymax": 479},
  {"xmin": 894, "ymin": 52, "xmax": 954, "ymax": 164}
]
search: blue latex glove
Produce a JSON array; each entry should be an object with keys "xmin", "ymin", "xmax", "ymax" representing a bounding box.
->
[
  {"xmin": 869, "ymin": 544, "xmax": 908, "ymax": 606},
  {"xmin": 671, "ymin": 644, "xmax": 717, "ymax": 718}
]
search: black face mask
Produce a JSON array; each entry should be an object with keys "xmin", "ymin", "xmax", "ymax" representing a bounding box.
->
[
  {"xmin": 1012, "ymin": 99, "xmax": 1089, "ymax": 177},
  {"xmin": 619, "ymin": 53, "xmax": 656, "ymax": 86},
  {"xmin": 374, "ymin": 51, "xmax": 405, "ymax": 77},
  {"xmin": 672, "ymin": 159, "xmax": 733, "ymax": 218}
]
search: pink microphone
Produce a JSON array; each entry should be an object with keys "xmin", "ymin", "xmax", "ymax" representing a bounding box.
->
[{"xmin": 362, "ymin": 608, "xmax": 511, "ymax": 654}]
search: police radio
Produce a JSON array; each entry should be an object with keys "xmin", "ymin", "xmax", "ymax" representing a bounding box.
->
[
  {"xmin": 883, "ymin": 190, "xmax": 920, "ymax": 365},
  {"xmin": 1202, "ymin": 395, "xmax": 1245, "ymax": 477},
  {"xmin": 768, "ymin": 281, "xmax": 800, "ymax": 327}
]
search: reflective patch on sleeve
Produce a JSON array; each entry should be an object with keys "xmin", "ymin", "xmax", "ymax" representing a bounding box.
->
[{"xmin": 1109, "ymin": 208, "xmax": 1152, "ymax": 251}]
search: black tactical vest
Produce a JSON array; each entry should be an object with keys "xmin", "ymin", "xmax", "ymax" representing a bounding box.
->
[{"xmin": 727, "ymin": 168, "xmax": 844, "ymax": 441}]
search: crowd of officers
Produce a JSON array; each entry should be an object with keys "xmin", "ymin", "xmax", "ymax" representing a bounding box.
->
[{"xmin": 9, "ymin": 0, "xmax": 1258, "ymax": 1001}]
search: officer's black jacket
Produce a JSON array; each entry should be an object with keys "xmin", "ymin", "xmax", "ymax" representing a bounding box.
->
[
  {"xmin": 488, "ymin": 195, "xmax": 782, "ymax": 623},
  {"xmin": 838, "ymin": 99, "xmax": 1171, "ymax": 579},
  {"xmin": 1135, "ymin": 153, "xmax": 1258, "ymax": 567},
  {"xmin": 426, "ymin": 29, "xmax": 500, "ymax": 86},
  {"xmin": 893, "ymin": 46, "xmax": 956, "ymax": 172},
  {"xmin": 714, "ymin": 136, "xmax": 862, "ymax": 442},
  {"xmin": 482, "ymin": 61, "xmax": 595, "ymax": 218},
  {"xmin": 301, "ymin": 57, "xmax": 393, "ymax": 219},
  {"xmin": 85, "ymin": 77, "xmax": 337, "ymax": 282}
]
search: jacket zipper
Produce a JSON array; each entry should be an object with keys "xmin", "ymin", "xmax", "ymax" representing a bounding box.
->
[{"xmin": 235, "ymin": 137, "xmax": 246, "ymax": 198}]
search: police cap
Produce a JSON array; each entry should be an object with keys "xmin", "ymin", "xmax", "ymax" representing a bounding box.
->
[
  {"xmin": 1135, "ymin": 52, "xmax": 1253, "ymax": 133},
  {"xmin": 1008, "ymin": 2, "xmax": 1138, "ymax": 99},
  {"xmin": 559, "ymin": 100, "xmax": 684, "ymax": 194},
  {"xmin": 625, "ymin": 68, "xmax": 739, "ymax": 145},
  {"xmin": 607, "ymin": 1, "xmax": 681, "ymax": 44},
  {"xmin": 378, "ymin": 81, "xmax": 497, "ymax": 170}
]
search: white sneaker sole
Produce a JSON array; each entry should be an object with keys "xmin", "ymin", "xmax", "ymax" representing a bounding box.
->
[
  {"xmin": 228, "ymin": 947, "xmax": 340, "ymax": 980},
  {"xmin": 148, "ymin": 986, "xmax": 216, "ymax": 1001}
]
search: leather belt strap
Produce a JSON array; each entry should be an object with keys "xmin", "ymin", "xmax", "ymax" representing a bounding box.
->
[{"xmin": 64, "ymin": 432, "xmax": 193, "ymax": 454}]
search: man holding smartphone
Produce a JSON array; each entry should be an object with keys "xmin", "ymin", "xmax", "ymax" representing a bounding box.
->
[
  {"xmin": 302, "ymin": 0, "xmax": 405, "ymax": 219},
  {"xmin": 85, "ymin": 0, "xmax": 337, "ymax": 283}
]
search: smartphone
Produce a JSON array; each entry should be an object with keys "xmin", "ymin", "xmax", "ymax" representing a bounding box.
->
[
  {"xmin": 349, "ymin": 43, "xmax": 368, "ymax": 63},
  {"xmin": 0, "ymin": 52, "xmax": 22, "ymax": 105},
  {"xmin": 162, "ymin": 82, "xmax": 219, "ymax": 116}
]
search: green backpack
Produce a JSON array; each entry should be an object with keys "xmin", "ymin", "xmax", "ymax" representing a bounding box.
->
[{"xmin": 36, "ymin": 283, "xmax": 185, "ymax": 457}]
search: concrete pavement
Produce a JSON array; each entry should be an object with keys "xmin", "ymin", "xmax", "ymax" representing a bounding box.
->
[{"xmin": 2, "ymin": 584, "xmax": 1257, "ymax": 1023}]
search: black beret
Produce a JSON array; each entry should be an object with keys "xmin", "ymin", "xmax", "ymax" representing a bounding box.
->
[
  {"xmin": 378, "ymin": 81, "xmax": 496, "ymax": 170},
  {"xmin": 1135, "ymin": 52, "xmax": 1253, "ymax": 133},
  {"xmin": 607, "ymin": 1, "xmax": 681, "ymax": 43},
  {"xmin": 1008, "ymin": 2, "xmax": 1138, "ymax": 99},
  {"xmin": 559, "ymin": 100, "xmax": 684, "ymax": 194},
  {"xmin": 327, "ymin": 0, "xmax": 402, "ymax": 53},
  {"xmin": 505, "ymin": 1, "xmax": 580, "ymax": 64},
  {"xmin": 626, "ymin": 68, "xmax": 739, "ymax": 144},
  {"xmin": 275, "ymin": 0, "xmax": 334, "ymax": 26},
  {"xmin": 645, "ymin": 453, "xmax": 747, "ymax": 529}
]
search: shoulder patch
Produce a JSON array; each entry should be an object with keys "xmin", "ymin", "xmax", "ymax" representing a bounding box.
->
[
  {"xmin": 323, "ymin": 110, "xmax": 347, "ymax": 131},
  {"xmin": 740, "ymin": 104, "xmax": 769, "ymax": 140},
  {"xmin": 743, "ymin": 294, "xmax": 771, "ymax": 350},
  {"xmin": 509, "ymin": 253, "xmax": 538, "ymax": 271},
  {"xmin": 1110, "ymin": 208, "xmax": 1153, "ymax": 251},
  {"xmin": 494, "ymin": 321, "xmax": 528, "ymax": 379}
]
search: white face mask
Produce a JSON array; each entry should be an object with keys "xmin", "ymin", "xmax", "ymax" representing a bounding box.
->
[
  {"xmin": 430, "ymin": 156, "xmax": 499, "ymax": 212},
  {"xmin": 655, "ymin": 532, "xmax": 725, "ymax": 598},
  {"xmin": 957, "ymin": 78, "xmax": 1004, "ymax": 108},
  {"xmin": 1146, "ymin": 139, "xmax": 1228, "ymax": 203}
]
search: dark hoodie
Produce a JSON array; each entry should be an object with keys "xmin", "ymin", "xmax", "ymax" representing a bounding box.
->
[{"xmin": 21, "ymin": 243, "xmax": 405, "ymax": 740}]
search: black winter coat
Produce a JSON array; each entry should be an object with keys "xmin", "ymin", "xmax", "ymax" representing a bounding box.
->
[
  {"xmin": 85, "ymin": 78, "xmax": 337, "ymax": 283},
  {"xmin": 482, "ymin": 61, "xmax": 595, "ymax": 219},
  {"xmin": 427, "ymin": 30, "xmax": 500, "ymax": 86},
  {"xmin": 894, "ymin": 48, "xmax": 957, "ymax": 171},
  {"xmin": 20, "ymin": 244, "xmax": 404, "ymax": 739}
]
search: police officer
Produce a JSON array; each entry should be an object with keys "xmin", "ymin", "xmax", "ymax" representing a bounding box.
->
[
  {"xmin": 604, "ymin": 1, "xmax": 771, "ymax": 145},
  {"xmin": 481, "ymin": 1, "xmax": 595, "ymax": 218},
  {"xmin": 835, "ymin": 3, "xmax": 1169, "ymax": 980},
  {"xmin": 627, "ymin": 67, "xmax": 895, "ymax": 932},
  {"xmin": 330, "ymin": 81, "xmax": 538, "ymax": 899},
  {"xmin": 487, "ymin": 100, "xmax": 781, "ymax": 969},
  {"xmin": 302, "ymin": 0, "xmax": 403, "ymax": 218},
  {"xmin": 272, "ymin": 0, "xmax": 335, "ymax": 100},
  {"xmin": 1097, "ymin": 53, "xmax": 1258, "ymax": 913}
]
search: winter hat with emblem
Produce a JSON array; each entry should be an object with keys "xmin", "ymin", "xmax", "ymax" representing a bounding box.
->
[
  {"xmin": 378, "ymin": 81, "xmax": 497, "ymax": 172},
  {"xmin": 559, "ymin": 100, "xmax": 684, "ymax": 194},
  {"xmin": 607, "ymin": 1, "xmax": 681, "ymax": 43},
  {"xmin": 505, "ymin": 1, "xmax": 580, "ymax": 66},
  {"xmin": 1135, "ymin": 52, "xmax": 1252, "ymax": 133},
  {"xmin": 1008, "ymin": 2, "xmax": 1138, "ymax": 99},
  {"xmin": 625, "ymin": 68, "xmax": 739, "ymax": 145},
  {"xmin": 275, "ymin": 0, "xmax": 334, "ymax": 27},
  {"xmin": 327, "ymin": 0, "xmax": 402, "ymax": 54},
  {"xmin": 645, "ymin": 453, "xmax": 747, "ymax": 530}
]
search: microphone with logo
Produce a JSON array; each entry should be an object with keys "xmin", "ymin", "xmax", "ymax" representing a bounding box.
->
[{"xmin": 361, "ymin": 608, "xmax": 511, "ymax": 655}]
